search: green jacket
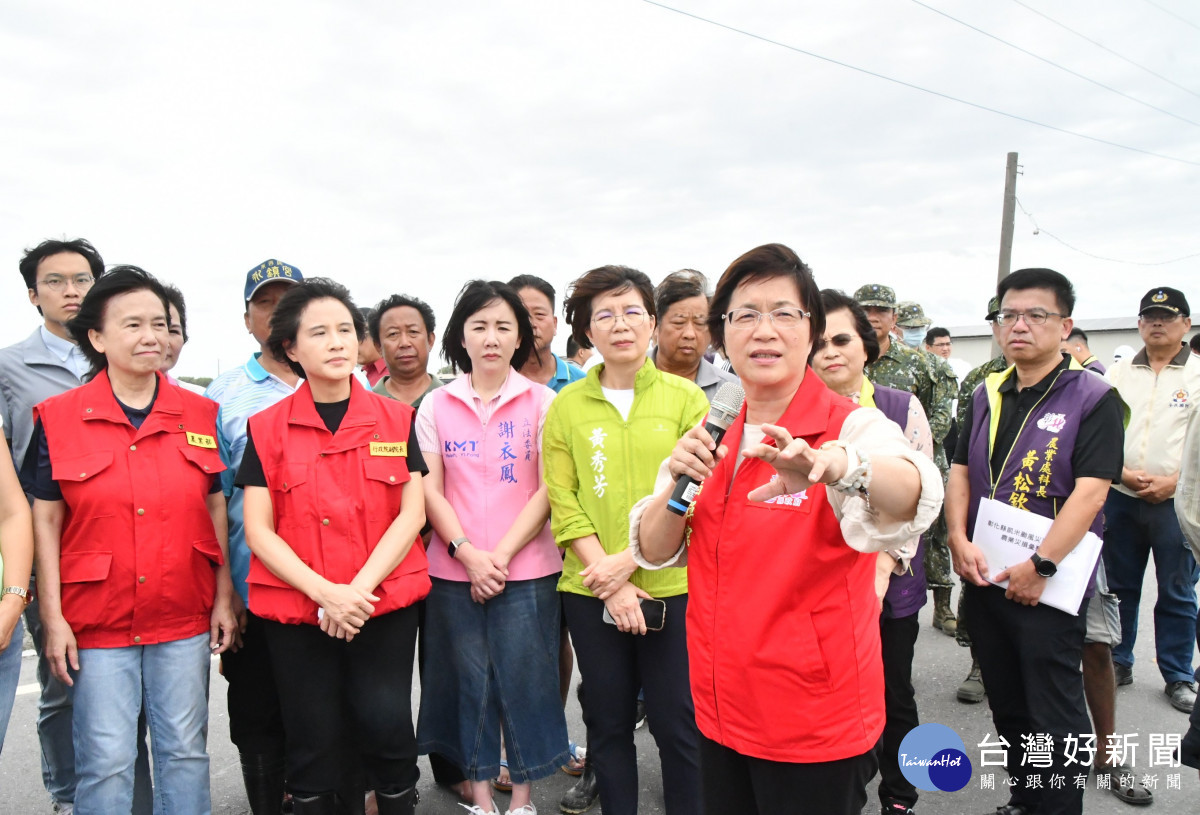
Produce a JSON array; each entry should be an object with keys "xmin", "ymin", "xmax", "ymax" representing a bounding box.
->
[{"xmin": 544, "ymin": 358, "xmax": 709, "ymax": 598}]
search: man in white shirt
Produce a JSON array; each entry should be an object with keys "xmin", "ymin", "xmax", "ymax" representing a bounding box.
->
[{"xmin": 1104, "ymin": 286, "xmax": 1200, "ymax": 715}]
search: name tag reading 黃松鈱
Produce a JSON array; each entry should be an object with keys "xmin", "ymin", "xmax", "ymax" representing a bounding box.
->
[{"xmin": 186, "ymin": 432, "xmax": 217, "ymax": 449}]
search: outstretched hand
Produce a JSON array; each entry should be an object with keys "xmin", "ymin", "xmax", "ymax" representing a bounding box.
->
[{"xmin": 744, "ymin": 424, "xmax": 848, "ymax": 502}]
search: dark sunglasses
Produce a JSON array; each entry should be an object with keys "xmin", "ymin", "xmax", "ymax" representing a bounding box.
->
[{"xmin": 815, "ymin": 333, "xmax": 857, "ymax": 351}]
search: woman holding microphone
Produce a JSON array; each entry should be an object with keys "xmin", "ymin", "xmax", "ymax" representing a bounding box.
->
[
  {"xmin": 239, "ymin": 278, "xmax": 429, "ymax": 815},
  {"xmin": 632, "ymin": 245, "xmax": 942, "ymax": 815}
]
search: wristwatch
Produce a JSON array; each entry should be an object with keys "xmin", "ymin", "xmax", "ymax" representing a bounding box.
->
[
  {"xmin": 447, "ymin": 536, "xmax": 469, "ymax": 559},
  {"xmin": 1030, "ymin": 552, "xmax": 1057, "ymax": 578},
  {"xmin": 2, "ymin": 586, "xmax": 30, "ymax": 605}
]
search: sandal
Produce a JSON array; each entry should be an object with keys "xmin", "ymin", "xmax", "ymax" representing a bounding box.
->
[
  {"xmin": 491, "ymin": 760, "xmax": 512, "ymax": 793},
  {"xmin": 1102, "ymin": 764, "xmax": 1153, "ymax": 806},
  {"xmin": 561, "ymin": 742, "xmax": 586, "ymax": 776}
]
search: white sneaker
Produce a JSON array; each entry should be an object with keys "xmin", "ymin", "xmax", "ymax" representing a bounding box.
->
[
  {"xmin": 506, "ymin": 806, "xmax": 537, "ymax": 815},
  {"xmin": 459, "ymin": 803, "xmax": 500, "ymax": 815}
]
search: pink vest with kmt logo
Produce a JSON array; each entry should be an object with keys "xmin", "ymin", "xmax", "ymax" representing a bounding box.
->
[{"xmin": 427, "ymin": 372, "xmax": 562, "ymax": 582}]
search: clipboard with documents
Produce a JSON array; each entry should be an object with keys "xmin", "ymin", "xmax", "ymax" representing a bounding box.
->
[{"xmin": 972, "ymin": 497, "xmax": 1102, "ymax": 616}]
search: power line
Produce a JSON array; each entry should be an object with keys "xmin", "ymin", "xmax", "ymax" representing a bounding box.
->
[
  {"xmin": 1139, "ymin": 0, "xmax": 1200, "ymax": 34},
  {"xmin": 1009, "ymin": 0, "xmax": 1200, "ymax": 100},
  {"xmin": 1016, "ymin": 197, "xmax": 1200, "ymax": 266},
  {"xmin": 909, "ymin": 0, "xmax": 1200, "ymax": 128},
  {"xmin": 641, "ymin": 1, "xmax": 1200, "ymax": 168}
]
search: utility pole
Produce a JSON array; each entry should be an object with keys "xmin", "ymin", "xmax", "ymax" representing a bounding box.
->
[
  {"xmin": 997, "ymin": 152, "xmax": 1019, "ymax": 286},
  {"xmin": 993, "ymin": 152, "xmax": 1019, "ymax": 357}
]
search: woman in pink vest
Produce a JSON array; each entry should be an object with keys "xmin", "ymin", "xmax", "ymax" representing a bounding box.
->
[
  {"xmin": 632, "ymin": 245, "xmax": 943, "ymax": 815},
  {"xmin": 415, "ymin": 280, "xmax": 567, "ymax": 815},
  {"xmin": 239, "ymin": 278, "xmax": 430, "ymax": 815}
]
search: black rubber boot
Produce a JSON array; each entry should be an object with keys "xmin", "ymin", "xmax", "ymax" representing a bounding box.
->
[
  {"xmin": 240, "ymin": 751, "xmax": 287, "ymax": 815},
  {"xmin": 559, "ymin": 761, "xmax": 599, "ymax": 814},
  {"xmin": 290, "ymin": 792, "xmax": 339, "ymax": 815},
  {"xmin": 374, "ymin": 787, "xmax": 419, "ymax": 815}
]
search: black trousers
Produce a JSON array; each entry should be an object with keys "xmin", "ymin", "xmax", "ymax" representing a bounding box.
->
[
  {"xmin": 262, "ymin": 606, "xmax": 420, "ymax": 796},
  {"xmin": 963, "ymin": 583, "xmax": 1090, "ymax": 815},
  {"xmin": 877, "ymin": 613, "xmax": 920, "ymax": 807},
  {"xmin": 699, "ymin": 735, "xmax": 876, "ymax": 815},
  {"xmin": 220, "ymin": 610, "xmax": 285, "ymax": 755},
  {"xmin": 562, "ymin": 592, "xmax": 699, "ymax": 815}
]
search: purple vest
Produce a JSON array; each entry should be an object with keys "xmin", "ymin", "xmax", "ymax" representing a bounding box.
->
[
  {"xmin": 871, "ymin": 384, "xmax": 927, "ymax": 619},
  {"xmin": 966, "ymin": 366, "xmax": 1112, "ymax": 596}
]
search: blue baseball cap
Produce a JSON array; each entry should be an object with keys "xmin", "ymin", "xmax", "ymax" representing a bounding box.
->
[{"xmin": 244, "ymin": 259, "xmax": 303, "ymax": 303}]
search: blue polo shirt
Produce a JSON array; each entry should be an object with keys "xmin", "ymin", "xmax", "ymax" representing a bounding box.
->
[
  {"xmin": 550, "ymin": 356, "xmax": 586, "ymax": 393},
  {"xmin": 205, "ymin": 353, "xmax": 300, "ymax": 603}
]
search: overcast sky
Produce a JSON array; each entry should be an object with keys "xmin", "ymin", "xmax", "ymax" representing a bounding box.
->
[{"xmin": 2, "ymin": 0, "xmax": 1197, "ymax": 377}]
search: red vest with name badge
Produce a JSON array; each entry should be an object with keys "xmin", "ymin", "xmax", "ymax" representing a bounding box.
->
[
  {"xmin": 35, "ymin": 371, "xmax": 226, "ymax": 649},
  {"xmin": 245, "ymin": 379, "xmax": 430, "ymax": 625},
  {"xmin": 684, "ymin": 370, "xmax": 884, "ymax": 763}
]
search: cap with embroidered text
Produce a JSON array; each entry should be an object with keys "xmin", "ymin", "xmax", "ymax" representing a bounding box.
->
[{"xmin": 244, "ymin": 259, "xmax": 303, "ymax": 303}]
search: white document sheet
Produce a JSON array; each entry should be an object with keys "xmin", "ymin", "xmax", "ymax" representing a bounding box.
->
[{"xmin": 972, "ymin": 497, "xmax": 1102, "ymax": 616}]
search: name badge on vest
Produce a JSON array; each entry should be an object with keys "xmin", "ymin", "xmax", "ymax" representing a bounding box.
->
[
  {"xmin": 370, "ymin": 441, "xmax": 407, "ymax": 457},
  {"xmin": 186, "ymin": 432, "xmax": 217, "ymax": 449}
]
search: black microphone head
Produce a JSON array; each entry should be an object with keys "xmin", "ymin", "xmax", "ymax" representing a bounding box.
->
[{"xmin": 709, "ymin": 381, "xmax": 745, "ymax": 430}]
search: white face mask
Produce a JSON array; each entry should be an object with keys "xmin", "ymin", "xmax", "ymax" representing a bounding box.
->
[{"xmin": 902, "ymin": 327, "xmax": 926, "ymax": 348}]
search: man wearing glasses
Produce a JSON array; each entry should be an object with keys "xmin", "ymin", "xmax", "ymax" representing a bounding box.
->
[
  {"xmin": 1104, "ymin": 286, "xmax": 1200, "ymax": 715},
  {"xmin": 948, "ymin": 268, "xmax": 1125, "ymax": 815}
]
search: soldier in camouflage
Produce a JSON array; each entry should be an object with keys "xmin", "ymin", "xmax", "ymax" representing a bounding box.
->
[
  {"xmin": 952, "ymin": 295, "xmax": 1009, "ymax": 705},
  {"xmin": 897, "ymin": 300, "xmax": 960, "ymax": 640},
  {"xmin": 855, "ymin": 285, "xmax": 957, "ymax": 635}
]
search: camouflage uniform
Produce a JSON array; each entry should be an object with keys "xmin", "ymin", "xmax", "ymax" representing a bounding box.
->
[
  {"xmin": 894, "ymin": 301, "xmax": 958, "ymax": 595},
  {"xmin": 953, "ymin": 352, "xmax": 1010, "ymax": 649}
]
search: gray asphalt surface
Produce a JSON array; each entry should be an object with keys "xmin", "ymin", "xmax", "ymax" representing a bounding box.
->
[{"xmin": 1, "ymin": 567, "xmax": 1197, "ymax": 813}]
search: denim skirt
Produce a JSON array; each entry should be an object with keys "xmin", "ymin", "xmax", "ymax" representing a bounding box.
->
[{"xmin": 416, "ymin": 574, "xmax": 569, "ymax": 783}]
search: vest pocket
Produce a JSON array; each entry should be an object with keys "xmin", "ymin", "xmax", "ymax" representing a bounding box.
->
[
  {"xmin": 59, "ymin": 550, "xmax": 113, "ymax": 583},
  {"xmin": 178, "ymin": 445, "xmax": 227, "ymax": 479},
  {"xmin": 193, "ymin": 537, "xmax": 224, "ymax": 566},
  {"xmin": 51, "ymin": 451, "xmax": 114, "ymax": 482},
  {"xmin": 361, "ymin": 457, "xmax": 410, "ymax": 523},
  {"xmin": 59, "ymin": 551, "xmax": 116, "ymax": 628}
]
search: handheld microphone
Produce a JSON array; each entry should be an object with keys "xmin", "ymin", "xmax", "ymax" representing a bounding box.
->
[{"xmin": 667, "ymin": 381, "xmax": 745, "ymax": 516}]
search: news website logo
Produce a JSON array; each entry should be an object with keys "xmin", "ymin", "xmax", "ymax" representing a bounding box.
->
[{"xmin": 899, "ymin": 723, "xmax": 973, "ymax": 792}]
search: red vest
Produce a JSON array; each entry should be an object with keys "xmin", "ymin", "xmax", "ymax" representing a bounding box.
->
[
  {"xmin": 245, "ymin": 379, "xmax": 430, "ymax": 625},
  {"xmin": 685, "ymin": 370, "xmax": 884, "ymax": 763},
  {"xmin": 35, "ymin": 371, "xmax": 226, "ymax": 649}
]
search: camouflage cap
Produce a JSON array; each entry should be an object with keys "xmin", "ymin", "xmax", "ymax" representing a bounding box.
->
[
  {"xmin": 985, "ymin": 295, "xmax": 1000, "ymax": 322},
  {"xmin": 853, "ymin": 284, "xmax": 897, "ymax": 309},
  {"xmin": 896, "ymin": 300, "xmax": 931, "ymax": 327}
]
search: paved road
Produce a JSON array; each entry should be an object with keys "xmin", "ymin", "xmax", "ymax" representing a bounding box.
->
[{"xmin": 2, "ymin": 568, "xmax": 1197, "ymax": 813}]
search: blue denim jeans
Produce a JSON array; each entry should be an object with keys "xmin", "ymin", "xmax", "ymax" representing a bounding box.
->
[
  {"xmin": 72, "ymin": 633, "xmax": 212, "ymax": 815},
  {"xmin": 0, "ymin": 613, "xmax": 24, "ymax": 754},
  {"xmin": 418, "ymin": 576, "xmax": 568, "ymax": 783},
  {"xmin": 1103, "ymin": 491, "xmax": 1200, "ymax": 684}
]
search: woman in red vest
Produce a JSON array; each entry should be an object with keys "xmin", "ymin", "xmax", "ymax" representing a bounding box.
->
[
  {"xmin": 633, "ymin": 245, "xmax": 943, "ymax": 815},
  {"xmin": 28, "ymin": 267, "xmax": 236, "ymax": 815},
  {"xmin": 239, "ymin": 278, "xmax": 430, "ymax": 815}
]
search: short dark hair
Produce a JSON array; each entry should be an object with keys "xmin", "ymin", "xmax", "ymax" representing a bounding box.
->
[
  {"xmin": 925, "ymin": 327, "xmax": 950, "ymax": 346},
  {"xmin": 566, "ymin": 336, "xmax": 582, "ymax": 357},
  {"xmin": 1191, "ymin": 334, "xmax": 1200, "ymax": 354},
  {"xmin": 163, "ymin": 284, "xmax": 189, "ymax": 344},
  {"xmin": 508, "ymin": 275, "xmax": 557, "ymax": 310},
  {"xmin": 819, "ymin": 289, "xmax": 879, "ymax": 366},
  {"xmin": 997, "ymin": 268, "xmax": 1075, "ymax": 316},
  {"xmin": 564, "ymin": 266, "xmax": 656, "ymax": 351},
  {"xmin": 1067, "ymin": 327, "xmax": 1088, "ymax": 344},
  {"xmin": 441, "ymin": 280, "xmax": 535, "ymax": 374},
  {"xmin": 655, "ymin": 269, "xmax": 709, "ymax": 320},
  {"xmin": 709, "ymin": 244, "xmax": 824, "ymax": 357},
  {"xmin": 267, "ymin": 278, "xmax": 366, "ymax": 379},
  {"xmin": 68, "ymin": 266, "xmax": 170, "ymax": 380},
  {"xmin": 20, "ymin": 238, "xmax": 106, "ymax": 315},
  {"xmin": 369, "ymin": 294, "xmax": 436, "ymax": 345}
]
